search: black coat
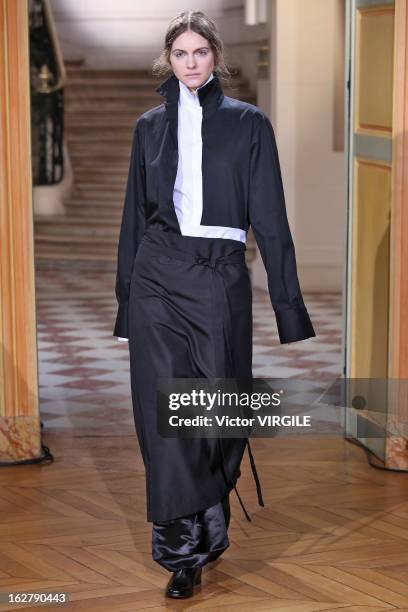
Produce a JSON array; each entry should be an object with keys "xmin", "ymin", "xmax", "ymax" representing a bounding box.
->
[
  {"xmin": 113, "ymin": 72, "xmax": 316, "ymax": 524},
  {"xmin": 114, "ymin": 71, "xmax": 315, "ymax": 344}
]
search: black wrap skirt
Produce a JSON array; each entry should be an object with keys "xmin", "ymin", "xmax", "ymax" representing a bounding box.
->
[{"xmin": 127, "ymin": 226, "xmax": 264, "ymax": 568}]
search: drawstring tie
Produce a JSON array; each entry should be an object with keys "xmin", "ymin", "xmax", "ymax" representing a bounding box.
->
[{"xmin": 218, "ymin": 437, "xmax": 264, "ymax": 522}]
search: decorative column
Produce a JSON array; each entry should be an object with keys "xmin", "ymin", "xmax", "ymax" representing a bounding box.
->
[{"xmin": 0, "ymin": 0, "xmax": 42, "ymax": 463}]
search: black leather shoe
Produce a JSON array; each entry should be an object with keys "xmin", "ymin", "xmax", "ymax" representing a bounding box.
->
[{"xmin": 165, "ymin": 567, "xmax": 202, "ymax": 598}]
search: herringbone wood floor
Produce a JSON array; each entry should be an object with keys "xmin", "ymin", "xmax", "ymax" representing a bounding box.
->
[{"xmin": 1, "ymin": 432, "xmax": 408, "ymax": 611}]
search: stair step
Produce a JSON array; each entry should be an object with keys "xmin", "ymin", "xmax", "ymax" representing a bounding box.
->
[
  {"xmin": 65, "ymin": 110, "xmax": 142, "ymax": 119},
  {"xmin": 66, "ymin": 68, "xmax": 153, "ymax": 79},
  {"xmin": 64, "ymin": 202, "xmax": 123, "ymax": 218},
  {"xmin": 65, "ymin": 115, "xmax": 145, "ymax": 128},
  {"xmin": 36, "ymin": 252, "xmax": 117, "ymax": 262},
  {"xmin": 65, "ymin": 101, "xmax": 160, "ymax": 113},
  {"xmin": 35, "ymin": 214, "xmax": 120, "ymax": 226},
  {"xmin": 71, "ymin": 160, "xmax": 128, "ymax": 170},
  {"xmin": 68, "ymin": 158, "xmax": 128, "ymax": 168},
  {"xmin": 66, "ymin": 115, "xmax": 142, "ymax": 125},
  {"xmin": 65, "ymin": 81, "xmax": 250, "ymax": 99},
  {"xmin": 70, "ymin": 173, "xmax": 128, "ymax": 184},
  {"xmin": 69, "ymin": 152, "xmax": 130, "ymax": 163},
  {"xmin": 65, "ymin": 198, "xmax": 123, "ymax": 208},
  {"xmin": 66, "ymin": 77, "xmax": 157, "ymax": 87},
  {"xmin": 35, "ymin": 244, "xmax": 117, "ymax": 261},
  {"xmin": 73, "ymin": 183, "xmax": 125, "ymax": 193},
  {"xmin": 35, "ymin": 222, "xmax": 119, "ymax": 238},
  {"xmin": 71, "ymin": 166, "xmax": 128, "ymax": 175},
  {"xmin": 68, "ymin": 193, "xmax": 122, "ymax": 204},
  {"xmin": 68, "ymin": 142, "xmax": 131, "ymax": 154},
  {"xmin": 65, "ymin": 89, "xmax": 161, "ymax": 101},
  {"xmin": 67, "ymin": 126, "xmax": 134, "ymax": 138},
  {"xmin": 35, "ymin": 232, "xmax": 118, "ymax": 245},
  {"xmin": 66, "ymin": 133, "xmax": 133, "ymax": 144}
]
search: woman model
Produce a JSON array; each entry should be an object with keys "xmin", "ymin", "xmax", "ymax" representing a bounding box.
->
[{"xmin": 113, "ymin": 10, "xmax": 315, "ymax": 600}]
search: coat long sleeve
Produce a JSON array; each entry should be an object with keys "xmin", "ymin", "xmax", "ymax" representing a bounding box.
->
[
  {"xmin": 113, "ymin": 119, "xmax": 146, "ymax": 339},
  {"xmin": 248, "ymin": 112, "xmax": 316, "ymax": 344}
]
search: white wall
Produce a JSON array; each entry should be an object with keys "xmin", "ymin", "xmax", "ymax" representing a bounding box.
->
[
  {"xmin": 50, "ymin": 0, "xmax": 266, "ymax": 78},
  {"xmin": 252, "ymin": 0, "xmax": 346, "ymax": 294}
]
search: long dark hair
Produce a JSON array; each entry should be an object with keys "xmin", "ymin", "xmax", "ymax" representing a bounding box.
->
[{"xmin": 152, "ymin": 10, "xmax": 232, "ymax": 83}]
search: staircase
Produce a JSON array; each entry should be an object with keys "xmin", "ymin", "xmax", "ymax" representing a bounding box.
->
[{"xmin": 34, "ymin": 67, "xmax": 256, "ymax": 262}]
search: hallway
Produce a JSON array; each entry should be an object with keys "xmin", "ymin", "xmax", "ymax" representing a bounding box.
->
[{"xmin": 2, "ymin": 0, "xmax": 408, "ymax": 607}]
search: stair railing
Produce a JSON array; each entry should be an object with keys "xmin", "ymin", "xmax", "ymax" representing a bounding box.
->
[{"xmin": 29, "ymin": 0, "xmax": 66, "ymax": 186}]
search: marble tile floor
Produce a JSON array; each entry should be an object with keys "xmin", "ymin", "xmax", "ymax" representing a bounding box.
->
[{"xmin": 34, "ymin": 259, "xmax": 343, "ymax": 435}]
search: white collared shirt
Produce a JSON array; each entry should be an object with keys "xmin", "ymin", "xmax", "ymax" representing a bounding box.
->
[{"xmin": 173, "ymin": 74, "xmax": 246, "ymax": 244}]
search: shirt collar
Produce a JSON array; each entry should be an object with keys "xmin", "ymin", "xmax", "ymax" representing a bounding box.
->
[
  {"xmin": 155, "ymin": 71, "xmax": 224, "ymax": 111},
  {"xmin": 178, "ymin": 73, "xmax": 214, "ymax": 109}
]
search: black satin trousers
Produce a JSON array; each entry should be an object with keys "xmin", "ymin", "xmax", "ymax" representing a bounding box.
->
[{"xmin": 152, "ymin": 493, "xmax": 231, "ymax": 571}]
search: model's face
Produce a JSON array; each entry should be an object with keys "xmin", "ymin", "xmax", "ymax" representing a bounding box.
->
[{"xmin": 169, "ymin": 30, "xmax": 215, "ymax": 92}]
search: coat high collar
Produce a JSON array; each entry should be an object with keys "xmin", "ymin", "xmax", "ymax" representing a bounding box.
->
[
  {"xmin": 155, "ymin": 72, "xmax": 224, "ymax": 149},
  {"xmin": 155, "ymin": 72, "xmax": 224, "ymax": 110}
]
